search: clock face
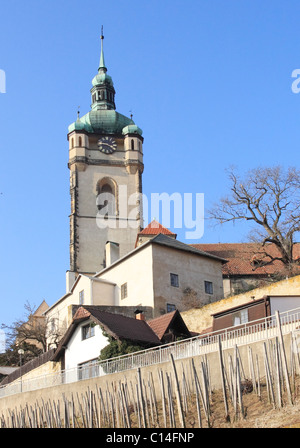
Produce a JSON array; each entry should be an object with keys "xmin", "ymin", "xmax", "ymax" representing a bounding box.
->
[{"xmin": 98, "ymin": 136, "xmax": 117, "ymax": 154}]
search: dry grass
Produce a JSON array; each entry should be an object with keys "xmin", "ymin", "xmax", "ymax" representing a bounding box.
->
[{"xmin": 128, "ymin": 379, "xmax": 300, "ymax": 429}]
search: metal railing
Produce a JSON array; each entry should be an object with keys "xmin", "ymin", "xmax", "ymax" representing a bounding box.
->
[{"xmin": 1, "ymin": 306, "xmax": 300, "ymax": 398}]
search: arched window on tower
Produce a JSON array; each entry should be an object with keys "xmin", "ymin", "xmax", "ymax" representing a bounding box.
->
[
  {"xmin": 71, "ymin": 138, "xmax": 74, "ymax": 149},
  {"xmin": 131, "ymin": 139, "xmax": 135, "ymax": 150},
  {"xmin": 79, "ymin": 136, "xmax": 82, "ymax": 147},
  {"xmin": 96, "ymin": 179, "xmax": 117, "ymax": 217}
]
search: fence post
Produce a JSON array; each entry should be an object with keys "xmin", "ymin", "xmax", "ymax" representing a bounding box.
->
[
  {"xmin": 275, "ymin": 310, "xmax": 293, "ymax": 405},
  {"xmin": 218, "ymin": 335, "xmax": 229, "ymax": 420}
]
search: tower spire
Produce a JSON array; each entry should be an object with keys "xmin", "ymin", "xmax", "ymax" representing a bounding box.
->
[
  {"xmin": 91, "ymin": 28, "xmax": 116, "ymax": 110},
  {"xmin": 99, "ymin": 26, "xmax": 106, "ymax": 72}
]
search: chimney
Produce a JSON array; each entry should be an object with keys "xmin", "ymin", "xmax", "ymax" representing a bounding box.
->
[
  {"xmin": 134, "ymin": 309, "xmax": 145, "ymax": 320},
  {"xmin": 105, "ymin": 241, "xmax": 120, "ymax": 267}
]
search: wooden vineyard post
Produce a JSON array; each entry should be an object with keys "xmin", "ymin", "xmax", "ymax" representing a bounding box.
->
[
  {"xmin": 169, "ymin": 354, "xmax": 185, "ymax": 428},
  {"xmin": 218, "ymin": 335, "xmax": 229, "ymax": 420},
  {"xmin": 275, "ymin": 311, "xmax": 293, "ymax": 405}
]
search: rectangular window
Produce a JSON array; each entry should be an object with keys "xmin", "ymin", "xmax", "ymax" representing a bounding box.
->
[
  {"xmin": 170, "ymin": 273, "xmax": 179, "ymax": 287},
  {"xmin": 79, "ymin": 290, "xmax": 84, "ymax": 305},
  {"xmin": 204, "ymin": 281, "xmax": 213, "ymax": 294},
  {"xmin": 233, "ymin": 309, "xmax": 248, "ymax": 326},
  {"xmin": 82, "ymin": 323, "xmax": 95, "ymax": 340},
  {"xmin": 121, "ymin": 282, "xmax": 128, "ymax": 300},
  {"xmin": 78, "ymin": 359, "xmax": 99, "ymax": 381},
  {"xmin": 167, "ymin": 303, "xmax": 176, "ymax": 313}
]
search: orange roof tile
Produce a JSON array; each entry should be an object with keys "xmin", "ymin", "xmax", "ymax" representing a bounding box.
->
[
  {"xmin": 190, "ymin": 242, "xmax": 300, "ymax": 276},
  {"xmin": 139, "ymin": 220, "xmax": 177, "ymax": 236},
  {"xmin": 147, "ymin": 310, "xmax": 177, "ymax": 340}
]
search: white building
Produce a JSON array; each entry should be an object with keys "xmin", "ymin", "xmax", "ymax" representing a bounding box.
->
[{"xmin": 45, "ymin": 232, "xmax": 226, "ymax": 347}]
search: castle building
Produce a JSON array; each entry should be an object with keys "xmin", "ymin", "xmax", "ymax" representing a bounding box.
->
[{"xmin": 66, "ymin": 31, "xmax": 144, "ymax": 288}]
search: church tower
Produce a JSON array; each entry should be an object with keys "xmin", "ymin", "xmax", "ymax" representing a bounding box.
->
[{"xmin": 67, "ymin": 30, "xmax": 144, "ymax": 283}]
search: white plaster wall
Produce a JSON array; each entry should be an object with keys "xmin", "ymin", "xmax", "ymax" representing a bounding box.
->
[
  {"xmin": 96, "ymin": 244, "xmax": 154, "ymax": 309},
  {"xmin": 71, "ymin": 275, "xmax": 93, "ymax": 305},
  {"xmin": 46, "ymin": 275, "xmax": 93, "ymax": 336},
  {"xmin": 92, "ymin": 279, "xmax": 115, "ymax": 306},
  {"xmin": 152, "ymin": 244, "xmax": 224, "ymax": 316},
  {"xmin": 64, "ymin": 322, "xmax": 109, "ymax": 372},
  {"xmin": 45, "ymin": 275, "xmax": 116, "ymax": 348}
]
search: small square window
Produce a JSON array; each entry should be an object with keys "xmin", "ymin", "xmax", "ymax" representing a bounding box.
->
[
  {"xmin": 204, "ymin": 281, "xmax": 213, "ymax": 294},
  {"xmin": 170, "ymin": 273, "xmax": 179, "ymax": 287},
  {"xmin": 121, "ymin": 283, "xmax": 128, "ymax": 300},
  {"xmin": 167, "ymin": 303, "xmax": 176, "ymax": 313},
  {"xmin": 82, "ymin": 323, "xmax": 95, "ymax": 340}
]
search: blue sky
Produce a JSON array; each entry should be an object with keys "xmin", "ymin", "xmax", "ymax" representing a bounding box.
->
[{"xmin": 0, "ymin": 0, "xmax": 300, "ymax": 326}]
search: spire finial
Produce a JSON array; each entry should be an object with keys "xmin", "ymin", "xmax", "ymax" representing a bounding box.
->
[{"xmin": 99, "ymin": 25, "xmax": 106, "ymax": 71}]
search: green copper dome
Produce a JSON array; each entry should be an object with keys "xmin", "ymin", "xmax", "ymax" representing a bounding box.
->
[
  {"xmin": 122, "ymin": 124, "xmax": 143, "ymax": 136},
  {"xmin": 92, "ymin": 72, "xmax": 114, "ymax": 87},
  {"xmin": 68, "ymin": 30, "xmax": 142, "ymax": 137},
  {"xmin": 68, "ymin": 109, "xmax": 136, "ymax": 135}
]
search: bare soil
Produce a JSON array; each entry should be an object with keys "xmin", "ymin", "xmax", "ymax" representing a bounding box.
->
[{"xmin": 138, "ymin": 381, "xmax": 300, "ymax": 429}]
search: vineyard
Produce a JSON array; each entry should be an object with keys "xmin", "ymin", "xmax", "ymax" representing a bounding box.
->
[{"xmin": 1, "ymin": 327, "xmax": 300, "ymax": 428}]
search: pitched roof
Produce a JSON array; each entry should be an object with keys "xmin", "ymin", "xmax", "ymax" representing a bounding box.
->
[
  {"xmin": 95, "ymin": 233, "xmax": 227, "ymax": 278},
  {"xmin": 53, "ymin": 306, "xmax": 161, "ymax": 361},
  {"xmin": 139, "ymin": 220, "xmax": 177, "ymax": 237},
  {"xmin": 78, "ymin": 306, "xmax": 161, "ymax": 345},
  {"xmin": 190, "ymin": 242, "xmax": 300, "ymax": 276},
  {"xmin": 147, "ymin": 309, "xmax": 191, "ymax": 340},
  {"xmin": 151, "ymin": 234, "xmax": 228, "ymax": 263}
]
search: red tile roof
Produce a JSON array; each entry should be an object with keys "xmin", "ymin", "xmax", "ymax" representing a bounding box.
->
[
  {"xmin": 139, "ymin": 220, "xmax": 177, "ymax": 236},
  {"xmin": 190, "ymin": 242, "xmax": 300, "ymax": 276},
  {"xmin": 147, "ymin": 309, "xmax": 191, "ymax": 341},
  {"xmin": 147, "ymin": 310, "xmax": 177, "ymax": 340}
]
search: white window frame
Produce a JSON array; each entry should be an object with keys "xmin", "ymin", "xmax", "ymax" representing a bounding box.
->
[{"xmin": 233, "ymin": 309, "xmax": 248, "ymax": 326}]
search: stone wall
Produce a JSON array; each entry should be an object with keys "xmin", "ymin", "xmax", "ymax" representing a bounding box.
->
[{"xmin": 0, "ymin": 332, "xmax": 293, "ymax": 419}]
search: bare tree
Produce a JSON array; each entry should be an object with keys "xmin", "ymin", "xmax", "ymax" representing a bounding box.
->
[
  {"xmin": 1, "ymin": 301, "xmax": 63, "ymax": 365},
  {"xmin": 209, "ymin": 166, "xmax": 300, "ymax": 271},
  {"xmin": 182, "ymin": 287, "xmax": 208, "ymax": 310}
]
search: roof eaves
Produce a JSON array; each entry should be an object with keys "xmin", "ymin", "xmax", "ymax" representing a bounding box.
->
[{"xmin": 151, "ymin": 234, "xmax": 228, "ymax": 263}]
